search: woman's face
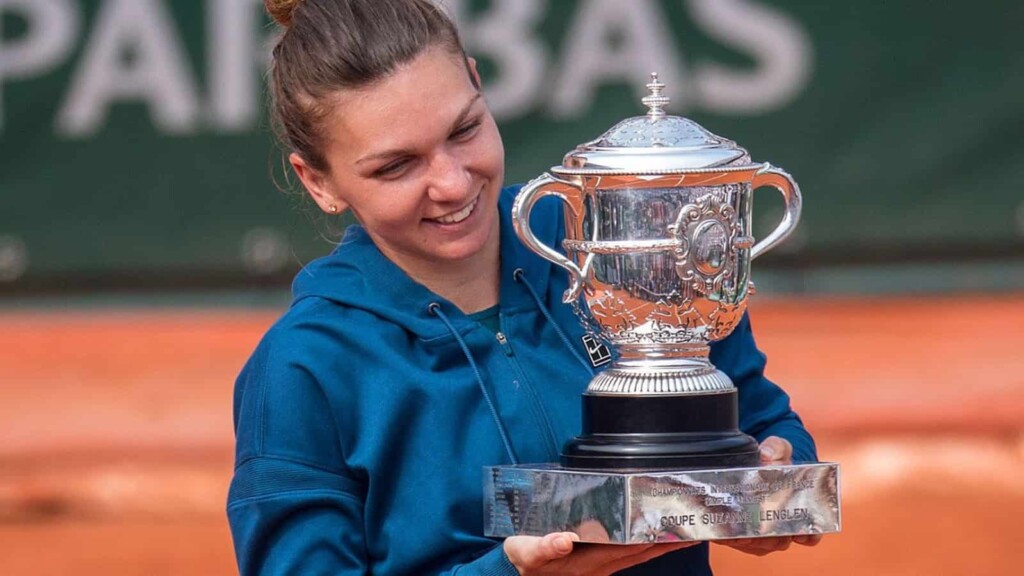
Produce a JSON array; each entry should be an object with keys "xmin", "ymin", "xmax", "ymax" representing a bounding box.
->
[{"xmin": 293, "ymin": 47, "xmax": 505, "ymax": 274}]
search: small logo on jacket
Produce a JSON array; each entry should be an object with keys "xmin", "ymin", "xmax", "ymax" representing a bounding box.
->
[{"xmin": 581, "ymin": 334, "xmax": 612, "ymax": 367}]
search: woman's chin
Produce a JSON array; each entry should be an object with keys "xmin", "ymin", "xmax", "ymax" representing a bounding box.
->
[
  {"xmin": 428, "ymin": 237, "xmax": 494, "ymax": 264},
  {"xmin": 428, "ymin": 210, "xmax": 499, "ymax": 262}
]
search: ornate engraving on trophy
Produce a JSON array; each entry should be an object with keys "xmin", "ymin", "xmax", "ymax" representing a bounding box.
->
[
  {"xmin": 587, "ymin": 291, "xmax": 637, "ymax": 337},
  {"xmin": 693, "ymin": 221, "xmax": 728, "ymax": 274},
  {"xmin": 668, "ymin": 193, "xmax": 740, "ymax": 296},
  {"xmin": 705, "ymin": 302, "xmax": 745, "ymax": 340}
]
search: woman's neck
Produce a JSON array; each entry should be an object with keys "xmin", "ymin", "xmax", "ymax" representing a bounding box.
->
[
  {"xmin": 419, "ymin": 263, "xmax": 500, "ymax": 313},
  {"xmin": 380, "ymin": 227, "xmax": 502, "ymax": 314},
  {"xmin": 412, "ymin": 248, "xmax": 500, "ymax": 313}
]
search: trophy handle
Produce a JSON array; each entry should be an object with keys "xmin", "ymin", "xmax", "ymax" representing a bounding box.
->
[
  {"xmin": 512, "ymin": 173, "xmax": 586, "ymax": 303},
  {"xmin": 750, "ymin": 163, "xmax": 803, "ymax": 260}
]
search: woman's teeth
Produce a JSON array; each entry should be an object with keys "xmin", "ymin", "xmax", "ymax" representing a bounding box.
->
[{"xmin": 435, "ymin": 198, "xmax": 477, "ymax": 224}]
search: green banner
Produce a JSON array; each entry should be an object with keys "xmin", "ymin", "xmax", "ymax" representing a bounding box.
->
[{"xmin": 2, "ymin": 0, "xmax": 1022, "ymax": 289}]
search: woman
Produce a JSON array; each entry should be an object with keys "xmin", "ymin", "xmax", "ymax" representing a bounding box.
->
[{"xmin": 227, "ymin": 1, "xmax": 820, "ymax": 574}]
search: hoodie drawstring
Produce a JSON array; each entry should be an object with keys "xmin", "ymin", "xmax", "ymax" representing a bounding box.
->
[
  {"xmin": 513, "ymin": 268, "xmax": 595, "ymax": 376},
  {"xmin": 428, "ymin": 303, "xmax": 519, "ymax": 466}
]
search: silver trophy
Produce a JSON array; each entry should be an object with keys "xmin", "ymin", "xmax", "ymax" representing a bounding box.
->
[{"xmin": 485, "ymin": 74, "xmax": 840, "ymax": 543}]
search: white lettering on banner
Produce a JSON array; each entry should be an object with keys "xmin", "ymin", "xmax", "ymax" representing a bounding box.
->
[
  {"xmin": 689, "ymin": 0, "xmax": 812, "ymax": 113},
  {"xmin": 450, "ymin": 0, "xmax": 548, "ymax": 119},
  {"xmin": 549, "ymin": 0, "xmax": 687, "ymax": 118},
  {"xmin": 208, "ymin": 0, "xmax": 272, "ymax": 132},
  {"xmin": 56, "ymin": 0, "xmax": 201, "ymax": 137},
  {"xmin": 2, "ymin": 0, "xmax": 813, "ymax": 136},
  {"xmin": 0, "ymin": 0, "xmax": 79, "ymax": 133}
]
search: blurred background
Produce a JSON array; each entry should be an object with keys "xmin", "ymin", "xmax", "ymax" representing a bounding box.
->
[{"xmin": 1, "ymin": 1, "xmax": 1021, "ymax": 574}]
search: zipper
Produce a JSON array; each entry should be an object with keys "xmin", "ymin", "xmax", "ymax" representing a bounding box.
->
[
  {"xmin": 495, "ymin": 332, "xmax": 514, "ymax": 356},
  {"xmin": 495, "ymin": 322, "xmax": 559, "ymax": 460}
]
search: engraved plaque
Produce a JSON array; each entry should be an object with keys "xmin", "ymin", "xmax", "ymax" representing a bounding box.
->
[{"xmin": 484, "ymin": 462, "xmax": 840, "ymax": 544}]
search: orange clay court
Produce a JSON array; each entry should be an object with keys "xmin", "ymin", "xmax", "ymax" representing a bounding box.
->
[{"xmin": 1, "ymin": 295, "xmax": 1022, "ymax": 575}]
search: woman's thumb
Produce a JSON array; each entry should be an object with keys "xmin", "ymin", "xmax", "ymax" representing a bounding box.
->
[{"xmin": 505, "ymin": 532, "xmax": 577, "ymax": 570}]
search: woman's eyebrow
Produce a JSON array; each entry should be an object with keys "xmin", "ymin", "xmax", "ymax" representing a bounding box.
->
[
  {"xmin": 448, "ymin": 93, "xmax": 483, "ymax": 132},
  {"xmin": 355, "ymin": 94, "xmax": 483, "ymax": 166}
]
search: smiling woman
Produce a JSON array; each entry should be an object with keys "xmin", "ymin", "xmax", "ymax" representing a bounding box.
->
[
  {"xmin": 265, "ymin": 0, "xmax": 504, "ymax": 310},
  {"xmin": 289, "ymin": 48, "xmax": 505, "ymax": 308},
  {"xmin": 226, "ymin": 1, "xmax": 819, "ymax": 575}
]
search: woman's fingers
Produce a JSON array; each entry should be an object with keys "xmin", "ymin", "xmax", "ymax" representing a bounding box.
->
[
  {"xmin": 793, "ymin": 534, "xmax": 823, "ymax": 546},
  {"xmin": 504, "ymin": 532, "xmax": 577, "ymax": 571},
  {"xmin": 506, "ymin": 535, "xmax": 696, "ymax": 576},
  {"xmin": 718, "ymin": 536, "xmax": 794, "ymax": 557}
]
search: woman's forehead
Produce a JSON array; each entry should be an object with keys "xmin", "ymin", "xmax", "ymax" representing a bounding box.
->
[{"xmin": 327, "ymin": 49, "xmax": 480, "ymax": 153}]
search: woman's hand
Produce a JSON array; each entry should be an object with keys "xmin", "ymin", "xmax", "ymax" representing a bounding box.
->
[
  {"xmin": 715, "ymin": 436, "xmax": 823, "ymax": 556},
  {"xmin": 504, "ymin": 532, "xmax": 695, "ymax": 576}
]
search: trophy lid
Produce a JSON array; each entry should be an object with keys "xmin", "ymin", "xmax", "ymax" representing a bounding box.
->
[{"xmin": 560, "ymin": 73, "xmax": 753, "ymax": 173}]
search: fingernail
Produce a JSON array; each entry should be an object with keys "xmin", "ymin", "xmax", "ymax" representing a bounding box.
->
[{"xmin": 760, "ymin": 445, "xmax": 776, "ymax": 459}]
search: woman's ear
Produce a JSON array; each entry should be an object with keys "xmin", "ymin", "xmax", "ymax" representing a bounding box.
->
[
  {"xmin": 466, "ymin": 57, "xmax": 483, "ymax": 90},
  {"xmin": 289, "ymin": 152, "xmax": 349, "ymax": 214}
]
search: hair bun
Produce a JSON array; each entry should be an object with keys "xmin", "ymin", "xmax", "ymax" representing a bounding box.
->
[{"xmin": 265, "ymin": 0, "xmax": 303, "ymax": 27}]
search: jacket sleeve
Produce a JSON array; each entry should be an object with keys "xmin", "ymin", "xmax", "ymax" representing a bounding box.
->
[
  {"xmin": 227, "ymin": 336, "xmax": 521, "ymax": 576},
  {"xmin": 228, "ymin": 458, "xmax": 519, "ymax": 576},
  {"xmin": 227, "ymin": 334, "xmax": 372, "ymax": 575},
  {"xmin": 228, "ymin": 462, "xmax": 518, "ymax": 576},
  {"xmin": 710, "ymin": 312, "xmax": 818, "ymax": 463},
  {"xmin": 228, "ymin": 456, "xmax": 370, "ymax": 574}
]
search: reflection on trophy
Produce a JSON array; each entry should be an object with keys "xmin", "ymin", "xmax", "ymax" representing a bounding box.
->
[{"xmin": 485, "ymin": 74, "xmax": 840, "ymax": 543}]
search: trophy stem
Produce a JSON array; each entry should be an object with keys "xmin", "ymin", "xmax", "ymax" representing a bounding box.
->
[{"xmin": 587, "ymin": 345, "xmax": 735, "ymax": 395}]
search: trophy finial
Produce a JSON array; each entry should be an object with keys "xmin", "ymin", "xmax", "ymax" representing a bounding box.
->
[{"xmin": 642, "ymin": 72, "xmax": 669, "ymax": 119}]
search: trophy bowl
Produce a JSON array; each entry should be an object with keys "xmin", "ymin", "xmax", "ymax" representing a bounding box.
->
[{"xmin": 512, "ymin": 74, "xmax": 802, "ymax": 470}]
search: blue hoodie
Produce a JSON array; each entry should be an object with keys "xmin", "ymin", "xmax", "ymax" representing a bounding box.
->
[{"xmin": 227, "ymin": 185, "xmax": 816, "ymax": 575}]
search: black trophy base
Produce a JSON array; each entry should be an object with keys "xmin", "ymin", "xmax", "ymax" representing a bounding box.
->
[{"xmin": 561, "ymin": 392, "xmax": 760, "ymax": 470}]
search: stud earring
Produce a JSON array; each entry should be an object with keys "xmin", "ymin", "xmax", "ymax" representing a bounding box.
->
[{"xmin": 328, "ymin": 205, "xmax": 338, "ymax": 213}]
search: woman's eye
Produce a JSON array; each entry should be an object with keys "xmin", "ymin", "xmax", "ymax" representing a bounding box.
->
[
  {"xmin": 451, "ymin": 120, "xmax": 481, "ymax": 140},
  {"xmin": 373, "ymin": 158, "xmax": 410, "ymax": 178}
]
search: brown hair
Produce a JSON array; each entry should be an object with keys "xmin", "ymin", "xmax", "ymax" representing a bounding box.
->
[{"xmin": 265, "ymin": 0, "xmax": 473, "ymax": 173}]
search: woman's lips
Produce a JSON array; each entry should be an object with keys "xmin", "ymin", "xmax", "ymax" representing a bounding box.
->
[{"xmin": 430, "ymin": 195, "xmax": 479, "ymax": 225}]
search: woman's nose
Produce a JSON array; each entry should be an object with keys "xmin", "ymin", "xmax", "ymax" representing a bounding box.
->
[{"xmin": 425, "ymin": 151, "xmax": 472, "ymax": 203}]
